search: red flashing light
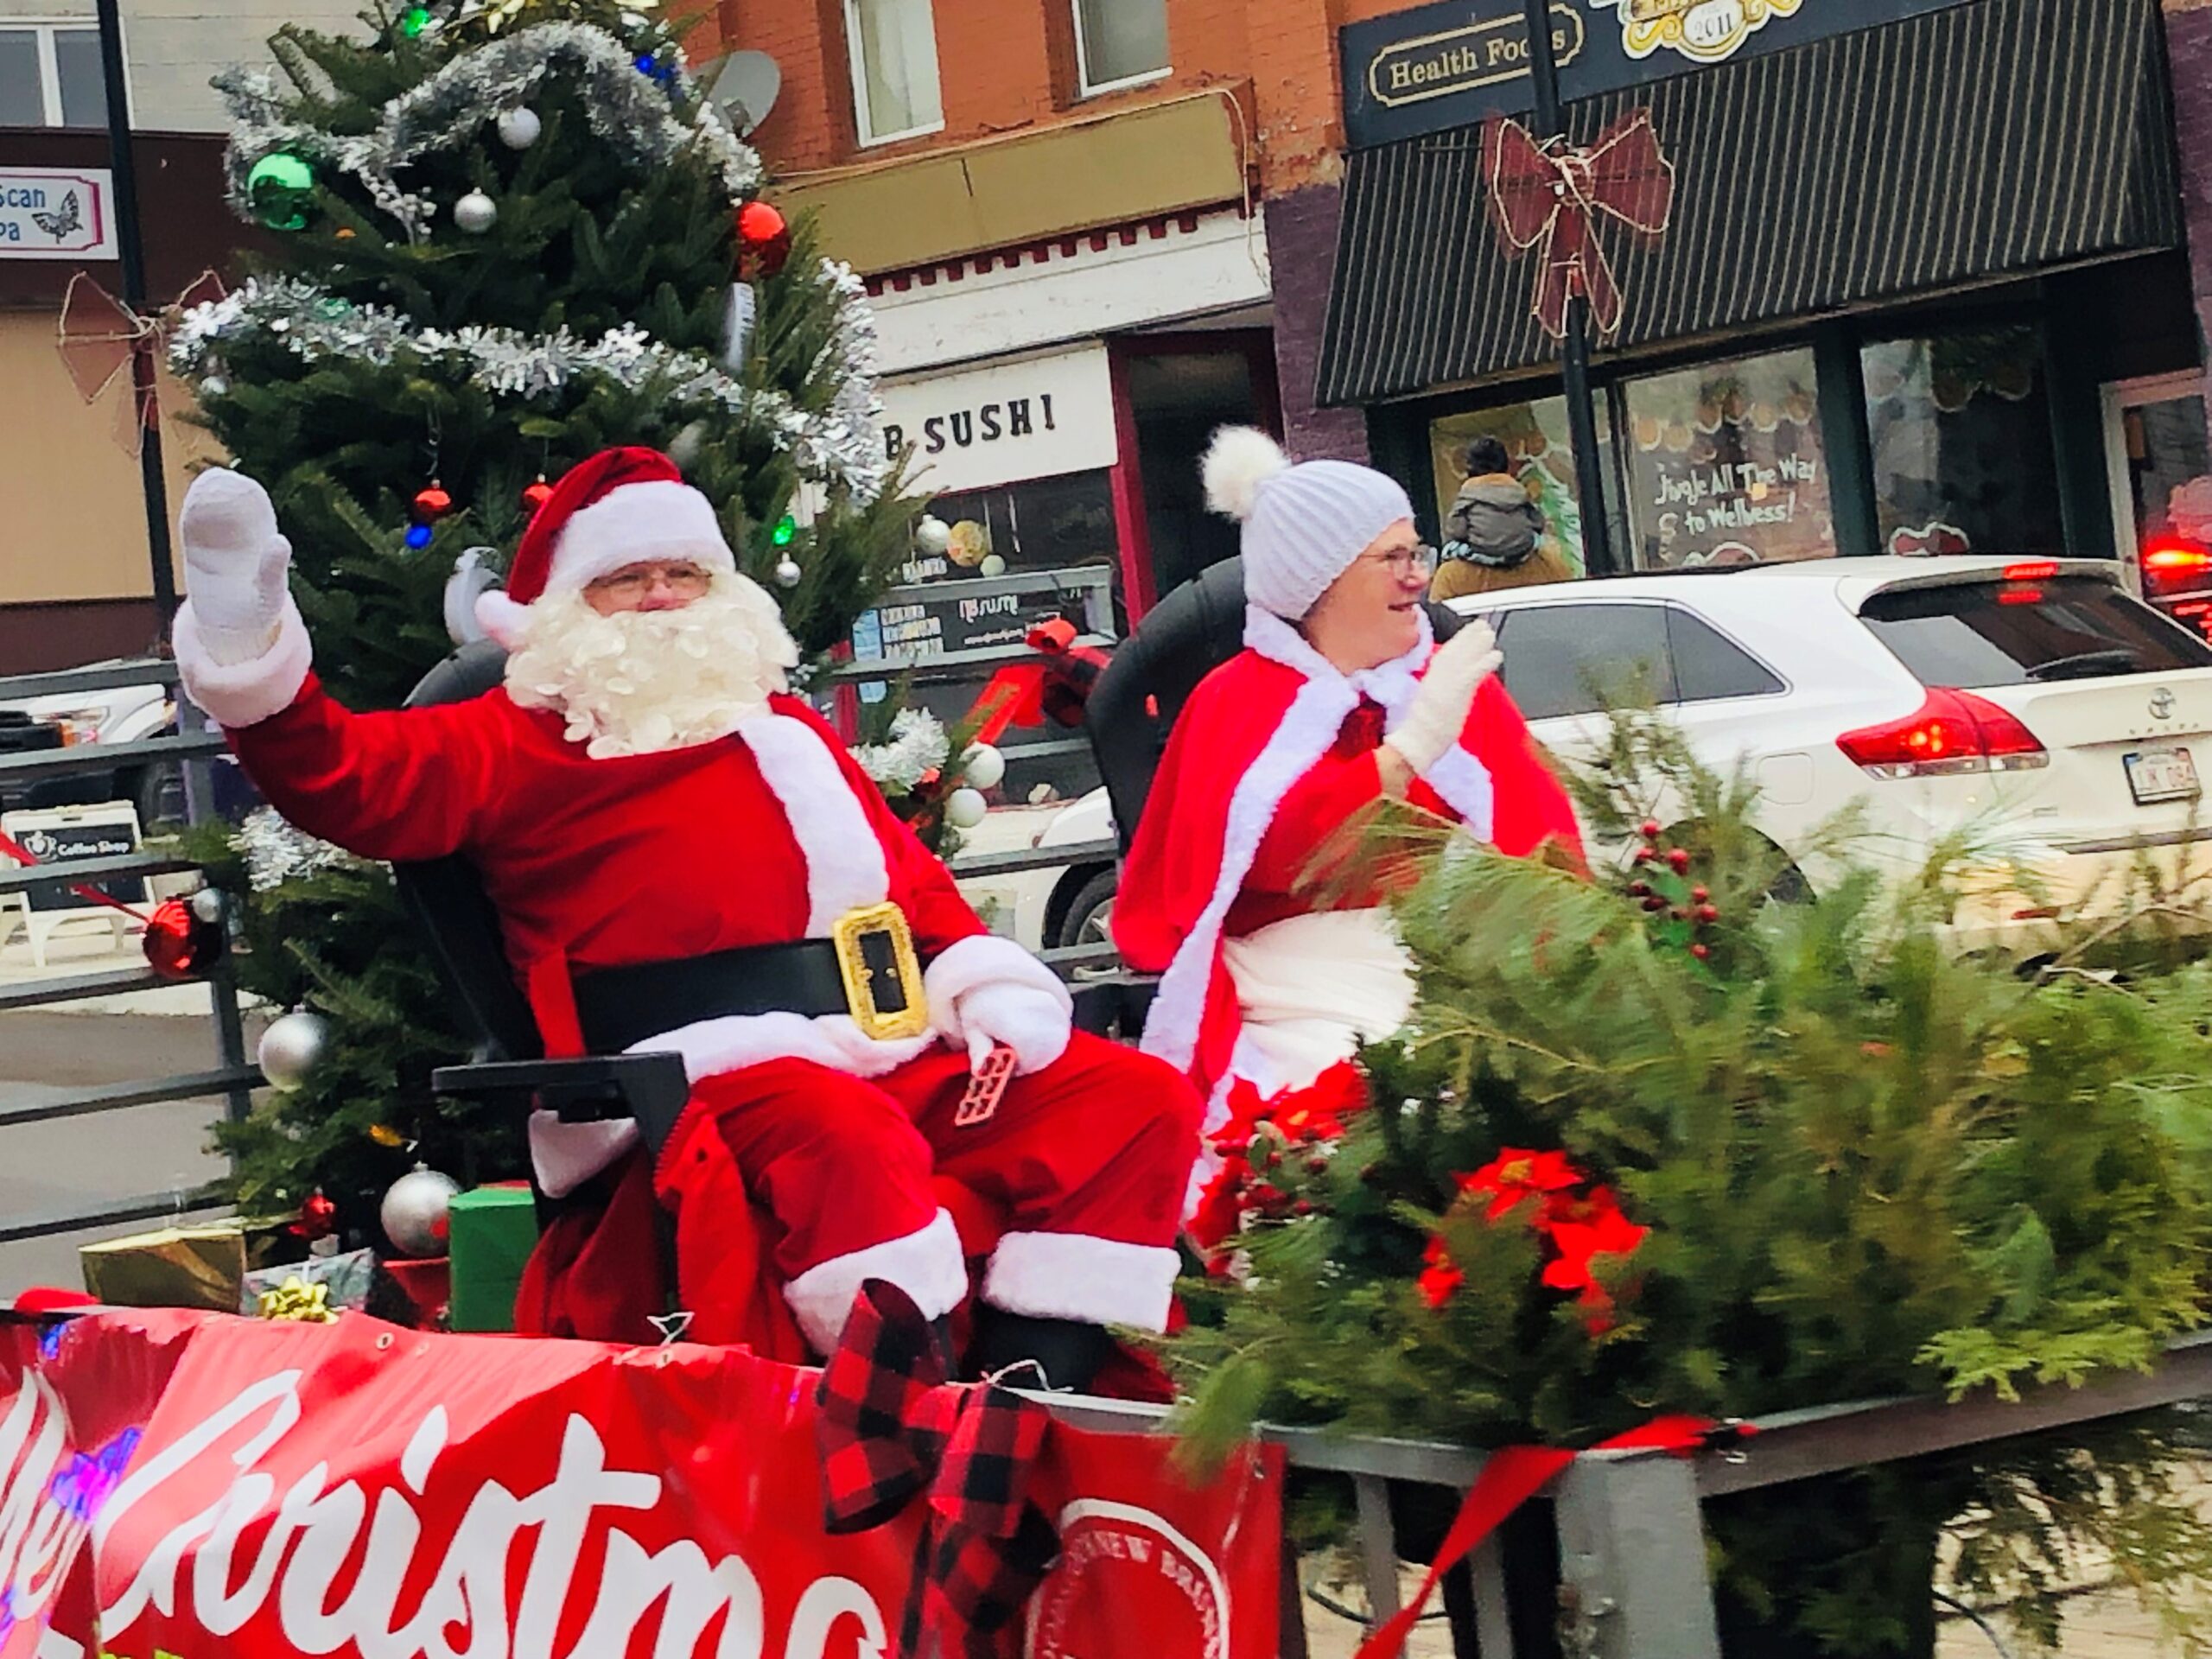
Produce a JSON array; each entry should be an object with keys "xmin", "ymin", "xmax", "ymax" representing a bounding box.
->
[
  {"xmin": 2001, "ymin": 560, "xmax": 2060, "ymax": 582},
  {"xmin": 1837, "ymin": 688, "xmax": 2047, "ymax": 778}
]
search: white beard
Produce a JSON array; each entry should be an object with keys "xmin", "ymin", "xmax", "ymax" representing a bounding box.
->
[{"xmin": 503, "ymin": 575, "xmax": 801, "ymax": 759}]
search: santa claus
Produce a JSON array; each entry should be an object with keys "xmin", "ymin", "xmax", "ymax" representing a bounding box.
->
[
  {"xmin": 1112, "ymin": 429, "xmax": 1583, "ymax": 1219},
  {"xmin": 172, "ymin": 447, "xmax": 1200, "ymax": 1389}
]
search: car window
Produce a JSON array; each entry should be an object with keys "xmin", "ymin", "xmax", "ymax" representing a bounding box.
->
[
  {"xmin": 1859, "ymin": 576, "xmax": 2212, "ymax": 687},
  {"xmin": 1666, "ymin": 607, "xmax": 1783, "ymax": 702},
  {"xmin": 1492, "ymin": 603, "xmax": 1675, "ymax": 720}
]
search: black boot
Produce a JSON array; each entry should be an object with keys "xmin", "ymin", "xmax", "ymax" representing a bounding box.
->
[{"xmin": 966, "ymin": 1306, "xmax": 1113, "ymax": 1393}]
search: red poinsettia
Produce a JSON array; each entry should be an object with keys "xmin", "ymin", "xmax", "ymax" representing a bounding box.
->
[
  {"xmin": 1417, "ymin": 1234, "xmax": 1465, "ymax": 1308},
  {"xmin": 1458, "ymin": 1147, "xmax": 1583, "ymax": 1222}
]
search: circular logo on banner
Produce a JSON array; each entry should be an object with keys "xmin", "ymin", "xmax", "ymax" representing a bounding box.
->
[{"xmin": 1028, "ymin": 1501, "xmax": 1230, "ymax": 1659}]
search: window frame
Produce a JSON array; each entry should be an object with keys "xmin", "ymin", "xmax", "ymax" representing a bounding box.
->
[
  {"xmin": 842, "ymin": 0, "xmax": 945, "ymax": 149},
  {"xmin": 1071, "ymin": 0, "xmax": 1171, "ymax": 99},
  {"xmin": 0, "ymin": 16, "xmax": 128, "ymax": 130}
]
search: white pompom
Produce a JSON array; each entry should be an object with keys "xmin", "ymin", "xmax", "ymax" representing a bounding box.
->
[{"xmin": 1201, "ymin": 425, "xmax": 1290, "ymax": 523}]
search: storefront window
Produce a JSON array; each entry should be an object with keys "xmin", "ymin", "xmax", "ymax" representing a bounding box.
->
[
  {"xmin": 1427, "ymin": 395, "xmax": 1613, "ymax": 578},
  {"xmin": 1621, "ymin": 348, "xmax": 1835, "ymax": 570},
  {"xmin": 1861, "ymin": 327, "xmax": 2063, "ymax": 557}
]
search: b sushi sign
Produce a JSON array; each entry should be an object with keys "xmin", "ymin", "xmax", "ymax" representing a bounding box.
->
[{"xmin": 1342, "ymin": 0, "xmax": 1978, "ymax": 147}]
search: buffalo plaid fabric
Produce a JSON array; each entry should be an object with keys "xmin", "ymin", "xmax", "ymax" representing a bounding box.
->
[{"xmin": 817, "ymin": 1281, "xmax": 1058, "ymax": 1659}]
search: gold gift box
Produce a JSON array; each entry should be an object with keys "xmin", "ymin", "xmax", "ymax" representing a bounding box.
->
[{"xmin": 79, "ymin": 1215, "xmax": 293, "ymax": 1312}]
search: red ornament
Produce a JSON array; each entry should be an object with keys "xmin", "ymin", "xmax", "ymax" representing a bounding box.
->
[
  {"xmin": 734, "ymin": 199, "xmax": 791, "ymax": 278},
  {"xmin": 521, "ymin": 475, "xmax": 554, "ymax": 513},
  {"xmin": 291, "ymin": 1189, "xmax": 339, "ymax": 1242},
  {"xmin": 141, "ymin": 897, "xmax": 221, "ymax": 979},
  {"xmin": 411, "ymin": 482, "xmax": 454, "ymax": 523}
]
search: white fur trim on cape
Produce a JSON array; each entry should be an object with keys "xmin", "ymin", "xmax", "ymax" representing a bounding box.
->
[
  {"xmin": 785, "ymin": 1208, "xmax": 967, "ymax": 1355},
  {"xmin": 172, "ymin": 599, "xmax": 313, "ymax": 729},
  {"xmin": 982, "ymin": 1230, "xmax": 1181, "ymax": 1334},
  {"xmin": 474, "ymin": 588, "xmax": 531, "ymax": 652},
  {"xmin": 548, "ymin": 479, "xmax": 735, "ymax": 596},
  {"xmin": 735, "ymin": 711, "xmax": 889, "ymax": 931},
  {"xmin": 924, "ymin": 934, "xmax": 1073, "ymax": 1020}
]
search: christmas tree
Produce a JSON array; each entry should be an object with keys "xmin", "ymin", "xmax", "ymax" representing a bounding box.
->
[{"xmin": 173, "ymin": 0, "xmax": 914, "ymax": 1237}]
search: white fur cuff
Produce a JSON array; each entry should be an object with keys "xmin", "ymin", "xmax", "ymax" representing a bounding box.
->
[
  {"xmin": 173, "ymin": 600, "xmax": 313, "ymax": 729},
  {"xmin": 784, "ymin": 1208, "xmax": 968, "ymax": 1356},
  {"xmin": 925, "ymin": 934, "xmax": 1072, "ymax": 1020},
  {"xmin": 982, "ymin": 1230, "xmax": 1181, "ymax": 1333}
]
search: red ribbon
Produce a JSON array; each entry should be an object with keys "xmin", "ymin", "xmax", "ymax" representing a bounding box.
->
[
  {"xmin": 1352, "ymin": 1414, "xmax": 1747, "ymax": 1659},
  {"xmin": 1481, "ymin": 110, "xmax": 1675, "ymax": 341}
]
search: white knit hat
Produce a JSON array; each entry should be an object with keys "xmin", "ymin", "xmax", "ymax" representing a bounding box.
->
[{"xmin": 1201, "ymin": 427, "xmax": 1414, "ymax": 620}]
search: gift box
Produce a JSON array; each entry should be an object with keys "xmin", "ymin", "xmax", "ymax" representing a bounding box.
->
[
  {"xmin": 448, "ymin": 1183, "xmax": 537, "ymax": 1333},
  {"xmin": 240, "ymin": 1246, "xmax": 376, "ymax": 1316},
  {"xmin": 81, "ymin": 1224, "xmax": 247, "ymax": 1311}
]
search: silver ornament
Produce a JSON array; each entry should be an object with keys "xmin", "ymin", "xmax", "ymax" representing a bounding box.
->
[
  {"xmin": 379, "ymin": 1165, "xmax": 461, "ymax": 1258},
  {"xmin": 914, "ymin": 515, "xmax": 951, "ymax": 557},
  {"xmin": 257, "ymin": 1010, "xmax": 330, "ymax": 1091},
  {"xmin": 189, "ymin": 887, "xmax": 226, "ymax": 925},
  {"xmin": 494, "ymin": 106, "xmax": 541, "ymax": 149},
  {"xmin": 453, "ymin": 189, "xmax": 498, "ymax": 234},
  {"xmin": 773, "ymin": 556, "xmax": 803, "ymax": 588},
  {"xmin": 200, "ymin": 373, "xmax": 229, "ymax": 398},
  {"xmin": 961, "ymin": 743, "xmax": 1006, "ymax": 791},
  {"xmin": 943, "ymin": 786, "xmax": 988, "ymax": 830}
]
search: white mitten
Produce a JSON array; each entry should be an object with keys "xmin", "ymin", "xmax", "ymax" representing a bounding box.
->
[
  {"xmin": 178, "ymin": 468, "xmax": 294, "ymax": 666},
  {"xmin": 949, "ymin": 980, "xmax": 1072, "ymax": 1075},
  {"xmin": 1383, "ymin": 618, "xmax": 1501, "ymax": 775}
]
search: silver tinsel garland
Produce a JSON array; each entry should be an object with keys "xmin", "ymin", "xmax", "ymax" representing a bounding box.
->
[
  {"xmin": 852, "ymin": 708, "xmax": 950, "ymax": 793},
  {"xmin": 236, "ymin": 808, "xmax": 371, "ymax": 893},
  {"xmin": 215, "ymin": 22, "xmax": 759, "ymax": 238},
  {"xmin": 170, "ymin": 270, "xmax": 888, "ymax": 499}
]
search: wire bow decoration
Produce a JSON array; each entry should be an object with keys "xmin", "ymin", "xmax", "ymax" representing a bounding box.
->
[
  {"xmin": 1481, "ymin": 109, "xmax": 1675, "ymax": 342},
  {"xmin": 54, "ymin": 269, "xmax": 227, "ymax": 456}
]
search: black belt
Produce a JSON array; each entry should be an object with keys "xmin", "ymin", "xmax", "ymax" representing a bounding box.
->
[{"xmin": 572, "ymin": 935, "xmax": 920, "ymax": 1055}]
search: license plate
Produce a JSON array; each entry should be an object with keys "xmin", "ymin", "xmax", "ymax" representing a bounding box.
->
[{"xmin": 2125, "ymin": 746, "xmax": 2202, "ymax": 804}]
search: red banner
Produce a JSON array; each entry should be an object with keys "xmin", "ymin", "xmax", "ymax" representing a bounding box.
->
[{"xmin": 0, "ymin": 1310, "xmax": 1279, "ymax": 1659}]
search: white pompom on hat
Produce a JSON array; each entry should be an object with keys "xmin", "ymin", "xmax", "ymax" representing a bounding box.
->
[{"xmin": 1199, "ymin": 427, "xmax": 1415, "ymax": 621}]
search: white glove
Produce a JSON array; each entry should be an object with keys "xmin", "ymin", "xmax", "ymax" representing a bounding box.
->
[
  {"xmin": 949, "ymin": 980, "xmax": 1072, "ymax": 1076},
  {"xmin": 1384, "ymin": 618, "xmax": 1502, "ymax": 776},
  {"xmin": 178, "ymin": 468, "xmax": 294, "ymax": 667}
]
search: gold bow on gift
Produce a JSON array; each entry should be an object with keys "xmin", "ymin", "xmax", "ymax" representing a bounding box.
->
[
  {"xmin": 55, "ymin": 269, "xmax": 226, "ymax": 457},
  {"xmin": 257, "ymin": 1275, "xmax": 339, "ymax": 1323}
]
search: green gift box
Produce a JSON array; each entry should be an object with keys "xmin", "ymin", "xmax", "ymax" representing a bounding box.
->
[{"xmin": 447, "ymin": 1183, "xmax": 538, "ymax": 1332}]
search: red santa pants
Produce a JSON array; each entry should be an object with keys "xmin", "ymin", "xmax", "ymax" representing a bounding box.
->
[{"xmin": 653, "ymin": 1032, "xmax": 1201, "ymax": 1353}]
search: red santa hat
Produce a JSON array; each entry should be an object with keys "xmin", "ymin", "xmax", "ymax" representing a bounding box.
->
[{"xmin": 475, "ymin": 446, "xmax": 738, "ymax": 648}]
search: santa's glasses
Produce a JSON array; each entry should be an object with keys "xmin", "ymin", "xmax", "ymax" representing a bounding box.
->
[{"xmin": 586, "ymin": 562, "xmax": 714, "ymax": 601}]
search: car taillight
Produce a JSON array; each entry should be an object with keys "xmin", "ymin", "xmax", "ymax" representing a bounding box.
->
[{"xmin": 1836, "ymin": 688, "xmax": 2048, "ymax": 779}]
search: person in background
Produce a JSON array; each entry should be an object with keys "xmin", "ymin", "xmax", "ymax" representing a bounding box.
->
[{"xmin": 1430, "ymin": 435, "xmax": 1574, "ymax": 601}]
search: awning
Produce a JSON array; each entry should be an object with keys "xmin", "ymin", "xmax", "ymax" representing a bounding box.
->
[{"xmin": 1317, "ymin": 0, "xmax": 2182, "ymax": 405}]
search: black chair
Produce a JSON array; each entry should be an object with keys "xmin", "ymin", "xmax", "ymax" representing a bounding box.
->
[
  {"xmin": 1084, "ymin": 554, "xmax": 1466, "ymax": 854},
  {"xmin": 395, "ymin": 641, "xmax": 691, "ymax": 1159}
]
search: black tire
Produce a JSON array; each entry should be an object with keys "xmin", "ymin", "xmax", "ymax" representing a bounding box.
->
[{"xmin": 1053, "ymin": 868, "xmax": 1119, "ymax": 951}]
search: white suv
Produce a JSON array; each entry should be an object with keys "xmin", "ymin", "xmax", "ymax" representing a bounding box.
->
[{"xmin": 1450, "ymin": 556, "xmax": 2212, "ymax": 953}]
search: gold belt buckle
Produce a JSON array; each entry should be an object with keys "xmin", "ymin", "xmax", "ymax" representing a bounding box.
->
[{"xmin": 831, "ymin": 902, "xmax": 930, "ymax": 1041}]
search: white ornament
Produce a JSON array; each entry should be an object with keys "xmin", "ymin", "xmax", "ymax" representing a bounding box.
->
[
  {"xmin": 200, "ymin": 373, "xmax": 229, "ymax": 398},
  {"xmin": 453, "ymin": 189, "xmax": 498, "ymax": 234},
  {"xmin": 379, "ymin": 1165, "xmax": 461, "ymax": 1258},
  {"xmin": 978, "ymin": 553, "xmax": 1007, "ymax": 578},
  {"xmin": 494, "ymin": 106, "xmax": 541, "ymax": 149},
  {"xmin": 961, "ymin": 743, "xmax": 1006, "ymax": 791},
  {"xmin": 914, "ymin": 515, "xmax": 951, "ymax": 557},
  {"xmin": 944, "ymin": 787, "xmax": 988, "ymax": 830},
  {"xmin": 189, "ymin": 887, "xmax": 226, "ymax": 925},
  {"xmin": 257, "ymin": 1010, "xmax": 330, "ymax": 1091},
  {"xmin": 773, "ymin": 556, "xmax": 802, "ymax": 588}
]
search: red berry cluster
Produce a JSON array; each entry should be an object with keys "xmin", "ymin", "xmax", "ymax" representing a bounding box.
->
[{"xmin": 1625, "ymin": 820, "xmax": 1718, "ymax": 961}]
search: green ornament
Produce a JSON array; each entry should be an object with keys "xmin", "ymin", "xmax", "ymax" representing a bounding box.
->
[
  {"xmin": 246, "ymin": 152, "xmax": 315, "ymax": 232},
  {"xmin": 772, "ymin": 513, "xmax": 797, "ymax": 548},
  {"xmin": 400, "ymin": 6, "xmax": 434, "ymax": 36}
]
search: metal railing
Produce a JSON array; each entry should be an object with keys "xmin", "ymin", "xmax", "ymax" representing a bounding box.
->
[
  {"xmin": 0, "ymin": 659, "xmax": 257, "ymax": 1245},
  {"xmin": 1045, "ymin": 1332, "xmax": 2212, "ymax": 1658}
]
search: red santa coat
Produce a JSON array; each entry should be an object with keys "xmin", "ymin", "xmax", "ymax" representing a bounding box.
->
[{"xmin": 1115, "ymin": 607, "xmax": 1583, "ymax": 1123}]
